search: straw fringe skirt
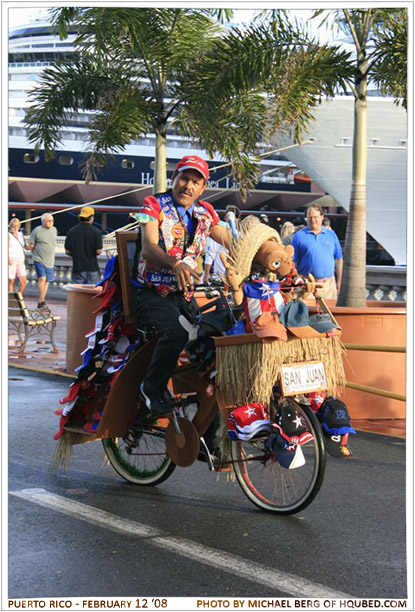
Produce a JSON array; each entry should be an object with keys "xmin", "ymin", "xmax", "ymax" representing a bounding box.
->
[{"xmin": 215, "ymin": 336, "xmax": 346, "ymax": 406}]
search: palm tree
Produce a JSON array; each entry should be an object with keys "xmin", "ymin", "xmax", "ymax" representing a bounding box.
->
[
  {"xmin": 24, "ymin": 7, "xmax": 353, "ymax": 199},
  {"xmin": 300, "ymin": 9, "xmax": 407, "ymax": 307},
  {"xmin": 25, "ymin": 7, "xmax": 406, "ymax": 305},
  {"xmin": 24, "ymin": 7, "xmax": 269, "ymax": 195}
]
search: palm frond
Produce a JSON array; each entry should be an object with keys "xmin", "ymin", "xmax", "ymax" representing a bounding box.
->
[
  {"xmin": 370, "ymin": 9, "xmax": 407, "ymax": 107},
  {"xmin": 183, "ymin": 23, "xmax": 353, "ymax": 139},
  {"xmin": 24, "ymin": 56, "xmax": 144, "ymax": 157},
  {"xmin": 265, "ymin": 42, "xmax": 354, "ymax": 139},
  {"xmin": 84, "ymin": 87, "xmax": 155, "ymax": 168},
  {"xmin": 198, "ymin": 9, "xmax": 234, "ymax": 24},
  {"xmin": 179, "ymin": 86, "xmax": 265, "ymax": 196},
  {"xmin": 49, "ymin": 7, "xmax": 82, "ymax": 39}
]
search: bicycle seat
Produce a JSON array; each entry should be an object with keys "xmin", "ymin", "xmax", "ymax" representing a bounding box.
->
[{"xmin": 199, "ymin": 310, "xmax": 233, "ymax": 336}]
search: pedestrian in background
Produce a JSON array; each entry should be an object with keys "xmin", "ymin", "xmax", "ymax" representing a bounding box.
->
[
  {"xmin": 204, "ymin": 237, "xmax": 228, "ymax": 284},
  {"xmin": 280, "ymin": 221, "xmax": 295, "ymax": 246},
  {"xmin": 259, "ymin": 213, "xmax": 270, "ymax": 225},
  {"xmin": 290, "ymin": 205, "xmax": 343, "ymax": 301},
  {"xmin": 8, "ymin": 218, "xmax": 27, "ymax": 294},
  {"xmin": 65, "ymin": 206, "xmax": 103, "ymax": 284},
  {"xmin": 204, "ymin": 206, "xmax": 241, "ymax": 284},
  {"xmin": 29, "ymin": 212, "xmax": 57, "ymax": 309},
  {"xmin": 293, "ymin": 215, "xmax": 306, "ymax": 230}
]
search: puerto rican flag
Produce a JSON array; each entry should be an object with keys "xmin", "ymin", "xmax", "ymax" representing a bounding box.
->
[{"xmin": 243, "ymin": 280, "xmax": 285, "ymax": 333}]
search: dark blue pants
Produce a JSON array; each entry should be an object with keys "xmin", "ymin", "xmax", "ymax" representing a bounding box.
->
[
  {"xmin": 131, "ymin": 287, "xmax": 197, "ymax": 400},
  {"xmin": 71, "ymin": 270, "xmax": 100, "ymax": 284}
]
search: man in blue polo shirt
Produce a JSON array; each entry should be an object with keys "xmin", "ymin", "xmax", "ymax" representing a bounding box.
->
[{"xmin": 291, "ymin": 205, "xmax": 343, "ymax": 301}]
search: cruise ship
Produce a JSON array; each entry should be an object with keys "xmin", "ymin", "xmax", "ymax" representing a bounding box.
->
[
  {"xmin": 8, "ymin": 19, "xmax": 407, "ymax": 265},
  {"xmin": 272, "ymin": 96, "xmax": 408, "ymax": 266}
]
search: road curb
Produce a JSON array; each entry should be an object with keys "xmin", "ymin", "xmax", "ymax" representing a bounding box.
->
[{"xmin": 8, "ymin": 363, "xmax": 76, "ymax": 379}]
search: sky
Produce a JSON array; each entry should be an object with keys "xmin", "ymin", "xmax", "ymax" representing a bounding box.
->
[{"xmin": 8, "ymin": 5, "xmax": 49, "ymax": 27}]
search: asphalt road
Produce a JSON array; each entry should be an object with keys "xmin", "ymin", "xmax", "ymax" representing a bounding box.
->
[{"xmin": 8, "ymin": 370, "xmax": 407, "ymax": 600}]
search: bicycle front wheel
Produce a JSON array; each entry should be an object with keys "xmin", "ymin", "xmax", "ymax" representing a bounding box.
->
[
  {"xmin": 231, "ymin": 401, "xmax": 326, "ymax": 514},
  {"xmin": 103, "ymin": 416, "xmax": 175, "ymax": 486}
]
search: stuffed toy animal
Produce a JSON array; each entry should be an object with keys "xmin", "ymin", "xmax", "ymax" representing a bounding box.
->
[
  {"xmin": 253, "ymin": 241, "xmax": 295, "ymax": 278},
  {"xmin": 220, "ymin": 232, "xmax": 315, "ymax": 305}
]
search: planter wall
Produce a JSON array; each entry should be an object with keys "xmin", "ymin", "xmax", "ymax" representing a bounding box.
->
[
  {"xmin": 65, "ymin": 284, "xmax": 102, "ymax": 373},
  {"xmin": 311, "ymin": 300, "xmax": 406, "ymax": 420}
]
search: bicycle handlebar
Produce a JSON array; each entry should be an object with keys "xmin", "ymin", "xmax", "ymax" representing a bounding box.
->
[{"xmin": 194, "ymin": 283, "xmax": 323, "ymax": 294}]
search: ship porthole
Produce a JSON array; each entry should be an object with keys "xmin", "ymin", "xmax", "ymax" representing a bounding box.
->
[
  {"xmin": 121, "ymin": 158, "xmax": 135, "ymax": 169},
  {"xmin": 23, "ymin": 153, "xmax": 39, "ymax": 164},
  {"xmin": 58, "ymin": 155, "xmax": 74, "ymax": 166}
]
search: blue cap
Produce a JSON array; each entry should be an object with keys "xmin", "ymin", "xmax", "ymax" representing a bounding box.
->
[
  {"xmin": 309, "ymin": 313, "xmax": 340, "ymax": 333},
  {"xmin": 96, "ymin": 256, "xmax": 117, "ymax": 286},
  {"xmin": 317, "ymin": 398, "xmax": 356, "ymax": 436},
  {"xmin": 74, "ymin": 348, "xmax": 92, "ymax": 372},
  {"xmin": 279, "ymin": 299, "xmax": 309, "ymax": 328},
  {"xmin": 226, "ymin": 320, "xmax": 247, "ymax": 336}
]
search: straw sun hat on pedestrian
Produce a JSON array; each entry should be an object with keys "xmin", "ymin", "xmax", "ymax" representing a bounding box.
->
[{"xmin": 227, "ymin": 215, "xmax": 282, "ymax": 280}]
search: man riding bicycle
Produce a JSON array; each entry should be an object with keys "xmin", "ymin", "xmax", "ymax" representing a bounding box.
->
[{"xmin": 132, "ymin": 155, "xmax": 230, "ymax": 417}]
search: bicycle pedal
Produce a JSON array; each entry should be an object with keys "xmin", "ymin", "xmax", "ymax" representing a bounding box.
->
[
  {"xmin": 199, "ymin": 436, "xmax": 216, "ymax": 471},
  {"xmin": 169, "ymin": 412, "xmax": 182, "ymax": 435},
  {"xmin": 213, "ymin": 464, "xmax": 232, "ymax": 473}
]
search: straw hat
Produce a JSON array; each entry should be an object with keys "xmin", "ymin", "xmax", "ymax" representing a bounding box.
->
[{"xmin": 228, "ymin": 215, "xmax": 282, "ymax": 280}]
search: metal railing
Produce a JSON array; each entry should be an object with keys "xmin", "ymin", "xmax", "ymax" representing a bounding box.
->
[{"xmin": 344, "ymin": 343, "xmax": 406, "ymax": 402}]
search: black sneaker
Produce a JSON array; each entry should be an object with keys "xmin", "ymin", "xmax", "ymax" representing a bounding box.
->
[
  {"xmin": 37, "ymin": 301, "xmax": 47, "ymax": 308},
  {"xmin": 139, "ymin": 382, "xmax": 174, "ymax": 417}
]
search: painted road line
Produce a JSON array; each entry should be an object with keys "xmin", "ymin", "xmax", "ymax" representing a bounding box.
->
[{"xmin": 11, "ymin": 488, "xmax": 352, "ymax": 598}]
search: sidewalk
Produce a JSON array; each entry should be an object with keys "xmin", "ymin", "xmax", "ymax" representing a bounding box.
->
[
  {"xmin": 8, "ymin": 296, "xmax": 73, "ymax": 378},
  {"xmin": 8, "ymin": 296, "xmax": 405, "ymax": 439}
]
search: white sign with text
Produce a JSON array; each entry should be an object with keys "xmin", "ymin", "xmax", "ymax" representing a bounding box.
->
[{"xmin": 280, "ymin": 361, "xmax": 328, "ymax": 396}]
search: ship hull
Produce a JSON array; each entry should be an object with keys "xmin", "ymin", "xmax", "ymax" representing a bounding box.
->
[{"xmin": 275, "ymin": 96, "xmax": 408, "ymax": 265}]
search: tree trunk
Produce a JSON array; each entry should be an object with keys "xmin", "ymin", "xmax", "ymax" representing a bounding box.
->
[
  {"xmin": 337, "ymin": 69, "xmax": 368, "ymax": 307},
  {"xmin": 153, "ymin": 130, "xmax": 167, "ymax": 194}
]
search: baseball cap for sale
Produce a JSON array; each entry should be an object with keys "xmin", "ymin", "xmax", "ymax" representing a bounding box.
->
[
  {"xmin": 253, "ymin": 312, "xmax": 287, "ymax": 341},
  {"xmin": 265, "ymin": 432, "xmax": 305, "ymax": 469},
  {"xmin": 174, "ymin": 155, "xmax": 209, "ymax": 182},
  {"xmin": 226, "ymin": 404, "xmax": 272, "ymax": 441},
  {"xmin": 322, "ymin": 432, "xmax": 353, "ymax": 458},
  {"xmin": 317, "ymin": 397, "xmax": 355, "ymax": 458},
  {"xmin": 309, "ymin": 313, "xmax": 341, "ymax": 333},
  {"xmin": 317, "ymin": 397, "xmax": 356, "ymax": 436},
  {"xmin": 279, "ymin": 299, "xmax": 321, "ymax": 339}
]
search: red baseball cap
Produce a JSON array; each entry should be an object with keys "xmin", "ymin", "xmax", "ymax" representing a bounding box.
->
[
  {"xmin": 253, "ymin": 312, "xmax": 287, "ymax": 341},
  {"xmin": 174, "ymin": 155, "xmax": 209, "ymax": 182}
]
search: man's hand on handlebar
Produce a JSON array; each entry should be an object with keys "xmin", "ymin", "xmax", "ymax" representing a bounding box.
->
[{"xmin": 173, "ymin": 260, "xmax": 201, "ymax": 295}]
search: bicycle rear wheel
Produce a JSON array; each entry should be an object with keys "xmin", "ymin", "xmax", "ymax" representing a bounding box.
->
[
  {"xmin": 231, "ymin": 400, "xmax": 326, "ymax": 514},
  {"xmin": 103, "ymin": 410, "xmax": 175, "ymax": 486}
]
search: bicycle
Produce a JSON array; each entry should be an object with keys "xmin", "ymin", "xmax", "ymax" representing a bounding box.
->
[{"xmin": 101, "ymin": 284, "xmax": 328, "ymax": 515}]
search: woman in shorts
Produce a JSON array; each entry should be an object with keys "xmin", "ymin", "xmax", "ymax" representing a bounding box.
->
[{"xmin": 8, "ymin": 218, "xmax": 27, "ymax": 294}]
